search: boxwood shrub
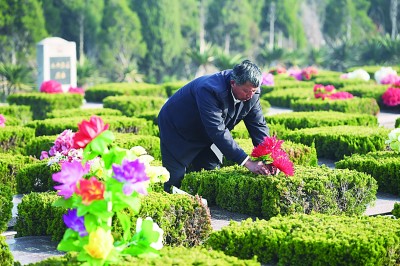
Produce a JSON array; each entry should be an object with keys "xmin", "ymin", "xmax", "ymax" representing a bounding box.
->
[
  {"xmin": 206, "ymin": 214, "xmax": 400, "ymax": 265},
  {"xmin": 0, "ymin": 104, "xmax": 32, "ymax": 124},
  {"xmin": 0, "ymin": 183, "xmax": 13, "ymax": 232},
  {"xmin": 0, "ymin": 235, "xmax": 13, "ymax": 266},
  {"xmin": 181, "ymin": 165, "xmax": 377, "ymax": 219},
  {"xmin": 283, "ymin": 125, "xmax": 390, "ymax": 160},
  {"xmin": 336, "ymin": 151, "xmax": 400, "ymax": 195},
  {"xmin": 0, "ymin": 126, "xmax": 35, "ymax": 154},
  {"xmin": 103, "ymin": 95, "xmax": 166, "ymax": 117},
  {"xmin": 261, "ymin": 87, "xmax": 313, "ymax": 108},
  {"xmin": 46, "ymin": 108, "xmax": 122, "ymax": 118},
  {"xmin": 16, "ymin": 161, "xmax": 60, "ymax": 194},
  {"xmin": 16, "ymin": 191, "xmax": 212, "ymax": 247}
]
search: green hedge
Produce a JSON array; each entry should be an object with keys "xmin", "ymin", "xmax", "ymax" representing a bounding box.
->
[
  {"xmin": 0, "ymin": 104, "xmax": 32, "ymax": 124},
  {"xmin": 46, "ymin": 108, "xmax": 122, "ymax": 118},
  {"xmin": 283, "ymin": 125, "xmax": 389, "ymax": 160},
  {"xmin": 0, "ymin": 235, "xmax": 13, "ymax": 266},
  {"xmin": 336, "ymin": 151, "xmax": 400, "ymax": 195},
  {"xmin": 261, "ymin": 79, "xmax": 314, "ymax": 94},
  {"xmin": 25, "ymin": 246, "xmax": 259, "ymax": 266},
  {"xmin": 16, "ymin": 191, "xmax": 212, "ymax": 247},
  {"xmin": 230, "ymin": 121, "xmax": 289, "ymax": 140},
  {"xmin": 24, "ymin": 135, "xmax": 56, "ymax": 159},
  {"xmin": 0, "ymin": 153, "xmax": 38, "ymax": 193},
  {"xmin": 206, "ymin": 214, "xmax": 400, "ymax": 265},
  {"xmin": 103, "ymin": 95, "xmax": 166, "ymax": 117},
  {"xmin": 16, "ymin": 162, "xmax": 60, "ymax": 194},
  {"xmin": 0, "ymin": 183, "xmax": 13, "ymax": 232},
  {"xmin": 0, "ymin": 126, "xmax": 35, "ymax": 154},
  {"xmin": 312, "ymin": 77, "xmax": 371, "ymax": 89},
  {"xmin": 266, "ymin": 111, "xmax": 378, "ymax": 129},
  {"xmin": 291, "ymin": 97, "xmax": 380, "ymax": 115},
  {"xmin": 85, "ymin": 82, "xmax": 167, "ymax": 102},
  {"xmin": 25, "ymin": 116, "xmax": 158, "ymax": 137},
  {"xmin": 262, "ymin": 87, "xmax": 313, "ymax": 108},
  {"xmin": 181, "ymin": 165, "xmax": 377, "ymax": 219},
  {"xmin": 162, "ymin": 81, "xmax": 188, "ymax": 97},
  {"xmin": 7, "ymin": 93, "xmax": 83, "ymax": 120},
  {"xmin": 114, "ymin": 133, "xmax": 161, "ymax": 160}
]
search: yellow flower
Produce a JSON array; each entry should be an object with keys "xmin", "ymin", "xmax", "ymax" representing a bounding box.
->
[
  {"xmin": 84, "ymin": 228, "xmax": 114, "ymax": 259},
  {"xmin": 130, "ymin": 146, "xmax": 147, "ymax": 156},
  {"xmin": 146, "ymin": 166, "xmax": 170, "ymax": 183}
]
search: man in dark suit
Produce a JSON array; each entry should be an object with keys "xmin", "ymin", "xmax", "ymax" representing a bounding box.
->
[{"xmin": 158, "ymin": 60, "xmax": 272, "ymax": 192}]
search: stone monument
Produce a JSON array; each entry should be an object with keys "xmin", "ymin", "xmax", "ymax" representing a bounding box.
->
[{"xmin": 37, "ymin": 37, "xmax": 77, "ymax": 92}]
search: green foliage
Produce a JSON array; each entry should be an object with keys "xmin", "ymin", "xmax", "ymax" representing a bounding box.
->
[
  {"xmin": 7, "ymin": 93, "xmax": 83, "ymax": 120},
  {"xmin": 283, "ymin": 125, "xmax": 390, "ymax": 160},
  {"xmin": 16, "ymin": 162, "xmax": 60, "ymax": 194},
  {"xmin": 24, "ymin": 135, "xmax": 55, "ymax": 159},
  {"xmin": 0, "ymin": 105, "xmax": 32, "ymax": 124},
  {"xmin": 0, "ymin": 126, "xmax": 35, "ymax": 154},
  {"xmin": 207, "ymin": 214, "xmax": 400, "ymax": 265},
  {"xmin": 25, "ymin": 116, "xmax": 158, "ymax": 137},
  {"xmin": 0, "ymin": 63, "xmax": 34, "ymax": 102},
  {"xmin": 114, "ymin": 133, "xmax": 161, "ymax": 160},
  {"xmin": 267, "ymin": 111, "xmax": 378, "ymax": 129},
  {"xmin": 103, "ymin": 95, "xmax": 166, "ymax": 117},
  {"xmin": 16, "ymin": 191, "xmax": 213, "ymax": 247},
  {"xmin": 392, "ymin": 202, "xmax": 400, "ymax": 218},
  {"xmin": 181, "ymin": 165, "xmax": 377, "ymax": 218},
  {"xmin": 262, "ymin": 87, "xmax": 313, "ymax": 108},
  {"xmin": 46, "ymin": 108, "xmax": 122, "ymax": 119},
  {"xmin": 261, "ymin": 79, "xmax": 314, "ymax": 95},
  {"xmin": 0, "ymin": 235, "xmax": 13, "ymax": 266},
  {"xmin": 336, "ymin": 151, "xmax": 400, "ymax": 195},
  {"xmin": 162, "ymin": 81, "xmax": 188, "ymax": 97},
  {"xmin": 291, "ymin": 97, "xmax": 380, "ymax": 116},
  {"xmin": 0, "ymin": 183, "xmax": 13, "ymax": 232},
  {"xmin": 25, "ymin": 246, "xmax": 259, "ymax": 265}
]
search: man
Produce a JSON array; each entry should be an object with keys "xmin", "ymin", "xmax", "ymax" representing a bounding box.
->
[{"xmin": 158, "ymin": 59, "xmax": 272, "ymax": 192}]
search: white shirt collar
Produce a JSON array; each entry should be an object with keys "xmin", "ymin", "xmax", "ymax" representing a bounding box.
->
[{"xmin": 231, "ymin": 89, "xmax": 241, "ymax": 104}]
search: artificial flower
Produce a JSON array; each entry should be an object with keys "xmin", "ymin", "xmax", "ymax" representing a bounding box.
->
[
  {"xmin": 75, "ymin": 177, "xmax": 105, "ymax": 205},
  {"xmin": 112, "ymin": 159, "xmax": 149, "ymax": 196},
  {"xmin": 251, "ymin": 136, "xmax": 283, "ymax": 159},
  {"xmin": 53, "ymin": 161, "xmax": 90, "ymax": 198},
  {"xmin": 328, "ymin": 91, "xmax": 354, "ymax": 100},
  {"xmin": 0, "ymin": 114, "xmax": 6, "ymax": 127},
  {"xmin": 49, "ymin": 129, "xmax": 75, "ymax": 156},
  {"xmin": 145, "ymin": 166, "xmax": 170, "ymax": 183},
  {"xmin": 130, "ymin": 146, "xmax": 147, "ymax": 156},
  {"xmin": 63, "ymin": 209, "xmax": 88, "ymax": 237},
  {"xmin": 270, "ymin": 149, "xmax": 294, "ymax": 176},
  {"xmin": 375, "ymin": 67, "xmax": 398, "ymax": 84},
  {"xmin": 84, "ymin": 227, "xmax": 114, "ymax": 259},
  {"xmin": 68, "ymin": 86, "xmax": 85, "ymax": 95},
  {"xmin": 73, "ymin": 115, "xmax": 110, "ymax": 149},
  {"xmin": 40, "ymin": 80, "xmax": 63, "ymax": 94},
  {"xmin": 313, "ymin": 84, "xmax": 336, "ymax": 99},
  {"xmin": 261, "ymin": 72, "xmax": 274, "ymax": 86},
  {"xmin": 341, "ymin": 69, "xmax": 370, "ymax": 81},
  {"xmin": 136, "ymin": 217, "xmax": 164, "ymax": 250},
  {"xmin": 382, "ymin": 87, "xmax": 400, "ymax": 106},
  {"xmin": 380, "ymin": 74, "xmax": 400, "ymax": 85}
]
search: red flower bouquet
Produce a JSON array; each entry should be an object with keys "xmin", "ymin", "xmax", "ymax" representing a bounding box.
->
[{"xmin": 251, "ymin": 136, "xmax": 294, "ymax": 176}]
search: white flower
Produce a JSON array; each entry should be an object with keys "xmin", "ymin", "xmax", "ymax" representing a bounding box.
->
[
  {"xmin": 130, "ymin": 146, "xmax": 147, "ymax": 156},
  {"xmin": 138, "ymin": 154, "xmax": 154, "ymax": 164},
  {"xmin": 145, "ymin": 166, "xmax": 170, "ymax": 183},
  {"xmin": 136, "ymin": 217, "xmax": 164, "ymax": 250},
  {"xmin": 385, "ymin": 128, "xmax": 400, "ymax": 151},
  {"xmin": 375, "ymin": 67, "xmax": 397, "ymax": 84},
  {"xmin": 347, "ymin": 69, "xmax": 370, "ymax": 81}
]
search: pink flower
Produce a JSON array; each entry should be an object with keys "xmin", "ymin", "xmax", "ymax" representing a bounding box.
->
[
  {"xmin": 251, "ymin": 136, "xmax": 283, "ymax": 158},
  {"xmin": 73, "ymin": 116, "xmax": 109, "ymax": 149},
  {"xmin": 40, "ymin": 151, "xmax": 49, "ymax": 160},
  {"xmin": 0, "ymin": 114, "xmax": 6, "ymax": 127},
  {"xmin": 380, "ymin": 74, "xmax": 400, "ymax": 85},
  {"xmin": 52, "ymin": 161, "xmax": 90, "ymax": 198},
  {"xmin": 112, "ymin": 159, "xmax": 149, "ymax": 195},
  {"xmin": 313, "ymin": 84, "xmax": 336, "ymax": 100},
  {"xmin": 68, "ymin": 87, "xmax": 85, "ymax": 96},
  {"xmin": 261, "ymin": 73, "xmax": 274, "ymax": 86},
  {"xmin": 271, "ymin": 149, "xmax": 294, "ymax": 176},
  {"xmin": 382, "ymin": 87, "xmax": 400, "ymax": 106},
  {"xmin": 40, "ymin": 80, "xmax": 63, "ymax": 94},
  {"xmin": 328, "ymin": 91, "xmax": 354, "ymax": 100},
  {"xmin": 49, "ymin": 130, "xmax": 75, "ymax": 156}
]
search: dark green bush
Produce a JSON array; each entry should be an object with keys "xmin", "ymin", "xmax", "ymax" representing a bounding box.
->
[
  {"xmin": 85, "ymin": 82, "xmax": 167, "ymax": 102},
  {"xmin": 25, "ymin": 116, "xmax": 158, "ymax": 137},
  {"xmin": 7, "ymin": 93, "xmax": 83, "ymax": 120},
  {"xmin": 103, "ymin": 95, "xmax": 166, "ymax": 117},
  {"xmin": 0, "ymin": 126, "xmax": 35, "ymax": 154},
  {"xmin": 25, "ymin": 246, "xmax": 259, "ymax": 265},
  {"xmin": 16, "ymin": 191, "xmax": 212, "ymax": 247},
  {"xmin": 181, "ymin": 165, "xmax": 377, "ymax": 218},
  {"xmin": 291, "ymin": 97, "xmax": 380, "ymax": 115},
  {"xmin": 163, "ymin": 81, "xmax": 188, "ymax": 97},
  {"xmin": 336, "ymin": 151, "xmax": 400, "ymax": 195},
  {"xmin": 0, "ymin": 183, "xmax": 13, "ymax": 232},
  {"xmin": 24, "ymin": 135, "xmax": 56, "ymax": 158},
  {"xmin": 267, "ymin": 111, "xmax": 378, "ymax": 129},
  {"xmin": 392, "ymin": 202, "xmax": 400, "ymax": 218},
  {"xmin": 206, "ymin": 214, "xmax": 400, "ymax": 265},
  {"xmin": 46, "ymin": 108, "xmax": 122, "ymax": 118},
  {"xmin": 262, "ymin": 87, "xmax": 313, "ymax": 108},
  {"xmin": 261, "ymin": 79, "xmax": 314, "ymax": 94},
  {"xmin": 0, "ymin": 104, "xmax": 32, "ymax": 124},
  {"xmin": 114, "ymin": 133, "xmax": 161, "ymax": 160},
  {"xmin": 16, "ymin": 162, "xmax": 60, "ymax": 194},
  {"xmin": 0, "ymin": 235, "xmax": 13, "ymax": 266},
  {"xmin": 283, "ymin": 125, "xmax": 390, "ymax": 160}
]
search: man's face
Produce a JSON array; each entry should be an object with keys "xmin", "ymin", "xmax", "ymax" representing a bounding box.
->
[{"xmin": 231, "ymin": 80, "xmax": 258, "ymax": 101}]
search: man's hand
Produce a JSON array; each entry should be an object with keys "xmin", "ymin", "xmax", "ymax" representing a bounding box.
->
[{"xmin": 244, "ymin": 160, "xmax": 272, "ymax": 175}]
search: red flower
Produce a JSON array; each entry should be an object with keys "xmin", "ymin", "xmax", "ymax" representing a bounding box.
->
[
  {"xmin": 40, "ymin": 80, "xmax": 63, "ymax": 94},
  {"xmin": 75, "ymin": 177, "xmax": 105, "ymax": 205},
  {"xmin": 73, "ymin": 116, "xmax": 109, "ymax": 149},
  {"xmin": 328, "ymin": 91, "xmax": 354, "ymax": 100},
  {"xmin": 271, "ymin": 150, "xmax": 294, "ymax": 176},
  {"xmin": 382, "ymin": 87, "xmax": 400, "ymax": 106},
  {"xmin": 251, "ymin": 136, "xmax": 283, "ymax": 158}
]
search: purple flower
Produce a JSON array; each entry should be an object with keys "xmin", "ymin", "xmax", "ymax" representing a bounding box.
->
[
  {"xmin": 63, "ymin": 209, "xmax": 88, "ymax": 237},
  {"xmin": 52, "ymin": 161, "xmax": 90, "ymax": 198},
  {"xmin": 112, "ymin": 159, "xmax": 149, "ymax": 196},
  {"xmin": 261, "ymin": 73, "xmax": 274, "ymax": 86}
]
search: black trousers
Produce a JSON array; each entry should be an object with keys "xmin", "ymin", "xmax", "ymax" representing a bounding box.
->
[{"xmin": 161, "ymin": 143, "xmax": 220, "ymax": 192}]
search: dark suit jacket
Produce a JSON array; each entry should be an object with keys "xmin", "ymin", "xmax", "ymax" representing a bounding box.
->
[{"xmin": 158, "ymin": 70, "xmax": 269, "ymax": 166}]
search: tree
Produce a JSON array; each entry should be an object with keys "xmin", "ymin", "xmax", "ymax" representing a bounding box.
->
[
  {"xmin": 98, "ymin": 0, "xmax": 146, "ymax": 82},
  {"xmin": 0, "ymin": 63, "xmax": 33, "ymax": 102}
]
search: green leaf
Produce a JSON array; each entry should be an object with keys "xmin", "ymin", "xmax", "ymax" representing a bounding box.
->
[
  {"xmin": 117, "ymin": 212, "xmax": 132, "ymax": 242},
  {"xmin": 84, "ymin": 214, "xmax": 98, "ymax": 232},
  {"xmin": 57, "ymin": 238, "xmax": 82, "ymax": 252}
]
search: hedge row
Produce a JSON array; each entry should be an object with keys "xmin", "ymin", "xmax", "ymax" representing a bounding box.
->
[
  {"xmin": 0, "ymin": 105, "xmax": 32, "ymax": 124},
  {"xmin": 336, "ymin": 151, "xmax": 400, "ymax": 195},
  {"xmin": 0, "ymin": 126, "xmax": 35, "ymax": 154},
  {"xmin": 7, "ymin": 93, "xmax": 83, "ymax": 120},
  {"xmin": 206, "ymin": 214, "xmax": 400, "ymax": 265},
  {"xmin": 0, "ymin": 235, "xmax": 13, "ymax": 266},
  {"xmin": 103, "ymin": 95, "xmax": 166, "ymax": 117},
  {"xmin": 181, "ymin": 165, "xmax": 377, "ymax": 219},
  {"xmin": 0, "ymin": 183, "xmax": 13, "ymax": 232},
  {"xmin": 262, "ymin": 87, "xmax": 313, "ymax": 108},
  {"xmin": 16, "ymin": 191, "xmax": 212, "ymax": 247},
  {"xmin": 46, "ymin": 108, "xmax": 122, "ymax": 118},
  {"xmin": 283, "ymin": 125, "xmax": 390, "ymax": 160}
]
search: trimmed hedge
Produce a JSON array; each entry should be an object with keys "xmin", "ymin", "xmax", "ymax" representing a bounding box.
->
[
  {"xmin": 0, "ymin": 153, "xmax": 38, "ymax": 193},
  {"xmin": 261, "ymin": 79, "xmax": 314, "ymax": 94},
  {"xmin": 25, "ymin": 246, "xmax": 259, "ymax": 265},
  {"xmin": 283, "ymin": 125, "xmax": 390, "ymax": 160},
  {"xmin": 7, "ymin": 93, "xmax": 83, "ymax": 120},
  {"xmin": 0, "ymin": 104, "xmax": 32, "ymax": 124},
  {"xmin": 262, "ymin": 87, "xmax": 313, "ymax": 108},
  {"xmin": 0, "ymin": 235, "xmax": 13, "ymax": 266},
  {"xmin": 85, "ymin": 82, "xmax": 167, "ymax": 102},
  {"xmin": 16, "ymin": 191, "xmax": 212, "ymax": 247},
  {"xmin": 206, "ymin": 214, "xmax": 400, "ymax": 265},
  {"xmin": 46, "ymin": 108, "xmax": 122, "ymax": 118},
  {"xmin": 291, "ymin": 97, "xmax": 380, "ymax": 115},
  {"xmin": 16, "ymin": 162, "xmax": 60, "ymax": 194},
  {"xmin": 103, "ymin": 95, "xmax": 166, "ymax": 117},
  {"xmin": 336, "ymin": 151, "xmax": 400, "ymax": 195},
  {"xmin": 114, "ymin": 133, "xmax": 161, "ymax": 160},
  {"xmin": 266, "ymin": 111, "xmax": 378, "ymax": 129},
  {"xmin": 25, "ymin": 116, "xmax": 158, "ymax": 137},
  {"xmin": 312, "ymin": 77, "xmax": 371, "ymax": 89},
  {"xmin": 0, "ymin": 183, "xmax": 13, "ymax": 232},
  {"xmin": 24, "ymin": 135, "xmax": 56, "ymax": 159},
  {"xmin": 163, "ymin": 81, "xmax": 188, "ymax": 97},
  {"xmin": 0, "ymin": 126, "xmax": 35, "ymax": 154},
  {"xmin": 181, "ymin": 165, "xmax": 377, "ymax": 219},
  {"xmin": 230, "ymin": 121, "xmax": 289, "ymax": 140}
]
